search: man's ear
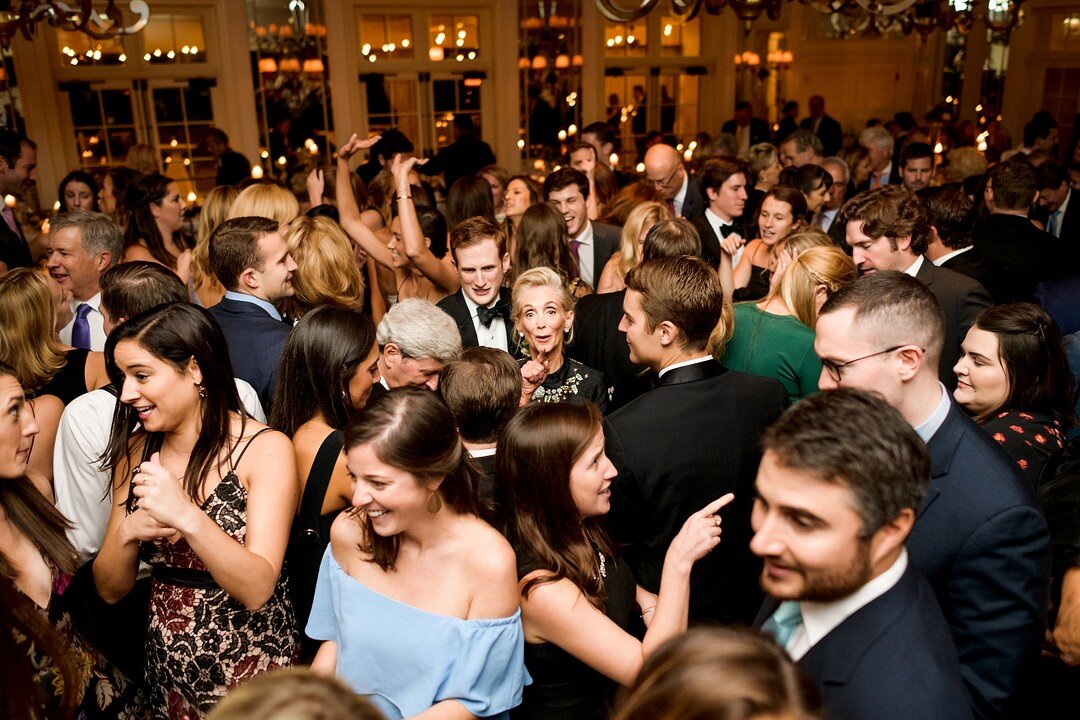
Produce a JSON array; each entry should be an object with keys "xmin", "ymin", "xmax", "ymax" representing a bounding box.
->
[
  {"xmin": 657, "ymin": 320, "xmax": 680, "ymax": 348},
  {"xmin": 95, "ymin": 251, "xmax": 112, "ymax": 273},
  {"xmin": 895, "ymin": 234, "xmax": 913, "ymax": 253},
  {"xmin": 383, "ymin": 343, "xmax": 401, "ymax": 365},
  {"xmin": 239, "ymin": 266, "xmax": 260, "ymax": 291},
  {"xmin": 501, "ymin": 253, "xmax": 511, "ymax": 274}
]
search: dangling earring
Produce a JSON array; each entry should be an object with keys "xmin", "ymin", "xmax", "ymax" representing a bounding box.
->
[
  {"xmin": 197, "ymin": 383, "xmax": 208, "ymax": 399},
  {"xmin": 427, "ymin": 492, "xmax": 442, "ymax": 514}
]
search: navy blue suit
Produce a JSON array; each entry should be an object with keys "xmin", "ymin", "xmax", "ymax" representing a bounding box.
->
[
  {"xmin": 756, "ymin": 561, "xmax": 973, "ymax": 720},
  {"xmin": 910, "ymin": 401, "xmax": 1051, "ymax": 719},
  {"xmin": 207, "ymin": 297, "xmax": 292, "ymax": 413}
]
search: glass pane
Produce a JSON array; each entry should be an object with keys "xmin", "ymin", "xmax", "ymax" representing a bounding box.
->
[
  {"xmin": 365, "ymin": 77, "xmax": 420, "ymax": 147},
  {"xmin": 660, "ymin": 16, "xmax": 699, "ymax": 56},
  {"xmin": 142, "ymin": 14, "xmax": 206, "ymax": 64},
  {"xmin": 153, "ymin": 88, "xmax": 184, "ymax": 123},
  {"xmin": 68, "ymin": 90, "xmax": 103, "ymax": 127},
  {"xmin": 102, "ymin": 90, "xmax": 135, "ymax": 125},
  {"xmin": 605, "ymin": 21, "xmax": 646, "ymax": 58},
  {"xmin": 429, "ymin": 15, "xmax": 479, "ymax": 62},
  {"xmin": 106, "ymin": 129, "xmax": 137, "ymax": 163},
  {"xmin": 358, "ymin": 14, "xmax": 414, "ymax": 60},
  {"xmin": 604, "ymin": 75, "xmax": 648, "ymax": 167},
  {"xmin": 56, "ymin": 30, "xmax": 126, "ymax": 67},
  {"xmin": 184, "ymin": 86, "xmax": 213, "ymax": 122},
  {"xmin": 1049, "ymin": 12, "xmax": 1080, "ymax": 52}
]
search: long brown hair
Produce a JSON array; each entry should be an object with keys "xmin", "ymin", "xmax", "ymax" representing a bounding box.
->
[
  {"xmin": 0, "ymin": 268, "xmax": 67, "ymax": 390},
  {"xmin": 495, "ymin": 402, "xmax": 613, "ymax": 608},
  {"xmin": 342, "ymin": 387, "xmax": 479, "ymax": 571}
]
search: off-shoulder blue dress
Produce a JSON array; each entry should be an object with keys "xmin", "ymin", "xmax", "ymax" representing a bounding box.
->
[{"xmin": 307, "ymin": 547, "xmax": 529, "ymax": 720}]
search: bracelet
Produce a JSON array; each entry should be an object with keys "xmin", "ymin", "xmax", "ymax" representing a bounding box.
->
[
  {"xmin": 640, "ymin": 606, "xmax": 656, "ymax": 618},
  {"xmin": 396, "ymin": 194, "xmax": 411, "ymax": 201}
]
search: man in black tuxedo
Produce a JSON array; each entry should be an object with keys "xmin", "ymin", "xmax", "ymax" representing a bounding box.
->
[
  {"xmin": 605, "ymin": 256, "xmax": 789, "ymax": 624},
  {"xmin": 437, "ymin": 217, "xmax": 518, "ymax": 356},
  {"xmin": 798, "ymin": 95, "xmax": 843, "ymax": 158},
  {"xmin": 203, "ymin": 128, "xmax": 252, "ymax": 187},
  {"xmin": 691, "ymin": 156, "xmax": 749, "ymax": 268},
  {"xmin": 543, "ymin": 168, "xmax": 620, "ymax": 291},
  {"xmin": 418, "ymin": 115, "xmax": 496, "ymax": 191},
  {"xmin": 643, "ymin": 143, "xmax": 705, "ymax": 222},
  {"xmin": 568, "ymin": 218, "xmax": 701, "ymax": 413},
  {"xmin": 922, "ymin": 185, "xmax": 990, "ymax": 288},
  {"xmin": 439, "ymin": 347, "xmax": 521, "ymax": 515},
  {"xmin": 0, "ymin": 129, "xmax": 37, "ymax": 272},
  {"xmin": 842, "ymin": 185, "xmax": 989, "ymax": 389},
  {"xmin": 208, "ymin": 216, "xmax": 297, "ymax": 412},
  {"xmin": 753, "ymin": 390, "xmax": 971, "ymax": 720},
  {"xmin": 815, "ymin": 273, "xmax": 1051, "ymax": 720},
  {"xmin": 722, "ymin": 101, "xmax": 770, "ymax": 159},
  {"xmin": 973, "ymin": 159, "xmax": 1063, "ymax": 304}
]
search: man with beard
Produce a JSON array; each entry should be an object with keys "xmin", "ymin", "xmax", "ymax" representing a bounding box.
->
[{"xmin": 752, "ymin": 389, "xmax": 972, "ymax": 720}]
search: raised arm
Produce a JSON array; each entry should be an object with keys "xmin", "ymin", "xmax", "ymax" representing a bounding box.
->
[
  {"xmin": 390, "ymin": 155, "xmax": 460, "ymax": 295},
  {"xmin": 335, "ymin": 134, "xmax": 395, "ymax": 269}
]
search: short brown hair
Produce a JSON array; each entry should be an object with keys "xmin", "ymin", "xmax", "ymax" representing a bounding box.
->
[
  {"xmin": 641, "ymin": 218, "xmax": 702, "ymax": 260},
  {"xmin": 440, "ymin": 347, "xmax": 523, "ymax": 443},
  {"xmin": 99, "ymin": 261, "xmax": 188, "ymax": 322},
  {"xmin": 206, "ymin": 668, "xmax": 383, "ymax": 720},
  {"xmin": 625, "ymin": 256, "xmax": 724, "ymax": 353},
  {"xmin": 209, "ymin": 215, "xmax": 280, "ymax": 290},
  {"xmin": 987, "ymin": 159, "xmax": 1038, "ymax": 211},
  {"xmin": 699, "ymin": 156, "xmax": 748, "ymax": 195},
  {"xmin": 450, "ymin": 216, "xmax": 506, "ymax": 263},
  {"xmin": 920, "ymin": 185, "xmax": 973, "ymax": 250},
  {"xmin": 839, "ymin": 184, "xmax": 930, "ymax": 255}
]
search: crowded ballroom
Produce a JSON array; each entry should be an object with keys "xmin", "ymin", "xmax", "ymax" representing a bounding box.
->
[{"xmin": 1, "ymin": 0, "xmax": 1079, "ymax": 718}]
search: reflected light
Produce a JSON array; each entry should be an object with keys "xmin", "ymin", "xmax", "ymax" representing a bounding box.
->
[{"xmin": 251, "ymin": 165, "xmax": 264, "ymax": 179}]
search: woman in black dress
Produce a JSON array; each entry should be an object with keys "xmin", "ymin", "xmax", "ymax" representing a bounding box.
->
[
  {"xmin": 497, "ymin": 402, "xmax": 733, "ymax": 720},
  {"xmin": 271, "ymin": 305, "xmax": 380, "ymax": 661}
]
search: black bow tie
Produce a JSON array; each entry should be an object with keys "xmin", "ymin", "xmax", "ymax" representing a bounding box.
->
[
  {"xmin": 719, "ymin": 223, "xmax": 737, "ymax": 238},
  {"xmin": 477, "ymin": 302, "xmax": 508, "ymax": 328}
]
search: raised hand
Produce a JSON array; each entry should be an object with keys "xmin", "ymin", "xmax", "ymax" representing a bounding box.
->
[
  {"xmin": 666, "ymin": 493, "xmax": 735, "ymax": 569},
  {"xmin": 389, "ymin": 153, "xmax": 427, "ymax": 193},
  {"xmin": 520, "ymin": 351, "xmax": 550, "ymax": 403},
  {"xmin": 306, "ymin": 168, "xmax": 325, "ymax": 206},
  {"xmin": 337, "ymin": 133, "xmax": 382, "ymax": 162}
]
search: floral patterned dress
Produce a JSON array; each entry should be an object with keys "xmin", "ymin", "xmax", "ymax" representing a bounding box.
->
[
  {"xmin": 982, "ymin": 409, "xmax": 1067, "ymax": 485},
  {"xmin": 521, "ymin": 357, "xmax": 609, "ymax": 414},
  {"xmin": 139, "ymin": 433, "xmax": 298, "ymax": 719}
]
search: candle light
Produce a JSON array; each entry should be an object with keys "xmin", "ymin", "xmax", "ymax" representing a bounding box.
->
[
  {"xmin": 4, "ymin": 194, "xmax": 15, "ymax": 208},
  {"xmin": 251, "ymin": 165, "xmax": 264, "ymax": 179}
]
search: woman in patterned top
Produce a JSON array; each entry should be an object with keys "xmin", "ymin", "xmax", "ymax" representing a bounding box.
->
[
  {"xmin": 953, "ymin": 303, "xmax": 1075, "ymax": 483},
  {"xmin": 512, "ymin": 267, "xmax": 609, "ymax": 413}
]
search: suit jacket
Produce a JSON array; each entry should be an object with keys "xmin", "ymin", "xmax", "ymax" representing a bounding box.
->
[
  {"xmin": 0, "ymin": 212, "xmax": 31, "ymax": 271},
  {"xmin": 605, "ymin": 360, "xmax": 789, "ymax": 624},
  {"xmin": 692, "ymin": 213, "xmax": 749, "ymax": 269},
  {"xmin": 755, "ymin": 562, "xmax": 973, "ymax": 720},
  {"xmin": 437, "ymin": 288, "xmax": 521, "ymax": 358},
  {"xmin": 207, "ymin": 297, "xmax": 292, "ymax": 413},
  {"xmin": 972, "ymin": 214, "xmax": 1062, "ymax": 304},
  {"xmin": 681, "ymin": 176, "xmax": 706, "ymax": 223},
  {"xmin": 825, "ymin": 210, "xmax": 850, "ymax": 253},
  {"xmin": 939, "ymin": 247, "xmax": 991, "ymax": 289},
  {"xmin": 721, "ymin": 118, "xmax": 771, "ymax": 148},
  {"xmin": 589, "ymin": 222, "xmax": 621, "ymax": 289},
  {"xmin": 799, "ymin": 114, "xmax": 844, "ymax": 157},
  {"xmin": 908, "ymin": 401, "xmax": 1051, "ymax": 720},
  {"xmin": 914, "ymin": 259, "xmax": 991, "ymax": 391},
  {"xmin": 855, "ymin": 163, "xmax": 902, "ymax": 193},
  {"xmin": 566, "ymin": 290, "xmax": 650, "ymax": 413}
]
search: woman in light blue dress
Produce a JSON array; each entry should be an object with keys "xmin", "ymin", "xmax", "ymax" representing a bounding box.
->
[{"xmin": 309, "ymin": 387, "xmax": 528, "ymax": 720}]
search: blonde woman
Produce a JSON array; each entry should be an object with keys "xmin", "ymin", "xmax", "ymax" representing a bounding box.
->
[
  {"xmin": 720, "ymin": 245, "xmax": 856, "ymax": 400},
  {"xmin": 280, "ymin": 216, "xmax": 365, "ymax": 319},
  {"xmin": 227, "ymin": 183, "xmax": 300, "ymax": 237},
  {"xmin": 191, "ymin": 185, "xmax": 238, "ymax": 307},
  {"xmin": 595, "ymin": 201, "xmax": 671, "ymax": 294},
  {"xmin": 513, "ymin": 266, "xmax": 609, "ymax": 412}
]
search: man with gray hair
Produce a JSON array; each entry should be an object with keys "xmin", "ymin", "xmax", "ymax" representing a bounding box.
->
[
  {"xmin": 817, "ymin": 156, "xmax": 850, "ymax": 247},
  {"xmin": 375, "ymin": 298, "xmax": 462, "ymax": 392},
  {"xmin": 778, "ymin": 129, "xmax": 824, "ymax": 169},
  {"xmin": 857, "ymin": 125, "xmax": 898, "ymax": 190},
  {"xmin": 45, "ymin": 210, "xmax": 123, "ymax": 351}
]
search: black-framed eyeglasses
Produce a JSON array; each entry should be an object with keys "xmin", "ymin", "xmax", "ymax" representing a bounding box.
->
[
  {"xmin": 821, "ymin": 345, "xmax": 906, "ymax": 383},
  {"xmin": 647, "ymin": 164, "xmax": 681, "ymax": 189}
]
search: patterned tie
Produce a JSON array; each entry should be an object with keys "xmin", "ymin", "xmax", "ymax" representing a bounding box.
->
[
  {"xmin": 762, "ymin": 600, "xmax": 803, "ymax": 648},
  {"xmin": 72, "ymin": 303, "xmax": 92, "ymax": 350},
  {"xmin": 1047, "ymin": 210, "xmax": 1061, "ymax": 238},
  {"xmin": 570, "ymin": 238, "xmax": 581, "ymax": 260}
]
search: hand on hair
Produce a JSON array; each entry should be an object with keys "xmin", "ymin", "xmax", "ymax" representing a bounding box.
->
[
  {"xmin": 337, "ymin": 133, "xmax": 381, "ymax": 162},
  {"xmin": 719, "ymin": 233, "xmax": 744, "ymax": 256},
  {"xmin": 665, "ymin": 493, "xmax": 735, "ymax": 573},
  {"xmin": 768, "ymin": 248, "xmax": 796, "ymax": 294},
  {"xmin": 130, "ymin": 452, "xmax": 199, "ymax": 535}
]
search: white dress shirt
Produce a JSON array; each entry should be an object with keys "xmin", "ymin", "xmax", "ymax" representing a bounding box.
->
[
  {"xmin": 574, "ymin": 220, "xmax": 596, "ymax": 287},
  {"xmin": 658, "ymin": 355, "xmax": 713, "ymax": 378},
  {"xmin": 59, "ymin": 291, "xmax": 107, "ymax": 351},
  {"xmin": 913, "ymin": 382, "xmax": 951, "ymax": 444},
  {"xmin": 785, "ymin": 550, "xmax": 909, "ymax": 661},
  {"xmin": 463, "ymin": 292, "xmax": 509, "ymax": 353},
  {"xmin": 673, "ymin": 169, "xmax": 690, "ymax": 218},
  {"xmin": 819, "ymin": 207, "xmax": 839, "ymax": 233},
  {"xmin": 705, "ymin": 208, "xmax": 745, "ymax": 267},
  {"xmin": 902, "ymin": 254, "xmax": 925, "ymax": 278},
  {"xmin": 932, "ymin": 245, "xmax": 974, "ymax": 267}
]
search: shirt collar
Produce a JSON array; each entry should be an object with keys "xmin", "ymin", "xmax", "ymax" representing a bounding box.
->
[
  {"xmin": 913, "ymin": 382, "xmax": 950, "ymax": 443},
  {"xmin": 462, "ymin": 290, "xmax": 500, "ymax": 313},
  {"xmin": 574, "ymin": 219, "xmax": 594, "ymax": 245},
  {"xmin": 72, "ymin": 291, "xmax": 102, "ymax": 311},
  {"xmin": 674, "ymin": 168, "xmax": 689, "ymax": 206},
  {"xmin": 800, "ymin": 549, "xmax": 908, "ymax": 649},
  {"xmin": 902, "ymin": 254, "xmax": 925, "ymax": 278},
  {"xmin": 1055, "ymin": 188, "xmax": 1071, "ymax": 218},
  {"xmin": 468, "ymin": 447, "xmax": 497, "ymax": 458},
  {"xmin": 705, "ymin": 207, "xmax": 734, "ymax": 230},
  {"xmin": 932, "ymin": 245, "xmax": 973, "ymax": 266},
  {"xmin": 658, "ymin": 355, "xmax": 712, "ymax": 378},
  {"xmin": 224, "ymin": 290, "xmax": 282, "ymax": 321}
]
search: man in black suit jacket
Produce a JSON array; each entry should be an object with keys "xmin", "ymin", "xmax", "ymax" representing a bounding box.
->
[
  {"xmin": 842, "ymin": 185, "xmax": 990, "ymax": 389},
  {"xmin": 722, "ymin": 101, "xmax": 771, "ymax": 158},
  {"xmin": 436, "ymin": 217, "xmax": 521, "ymax": 357},
  {"xmin": 0, "ymin": 129, "xmax": 37, "ymax": 272},
  {"xmin": 605, "ymin": 257, "xmax": 789, "ymax": 624},
  {"xmin": 418, "ymin": 115, "xmax": 496, "ymax": 191},
  {"xmin": 752, "ymin": 390, "xmax": 972, "ymax": 720},
  {"xmin": 922, "ymin": 184, "xmax": 991, "ymax": 287},
  {"xmin": 207, "ymin": 216, "xmax": 297, "ymax": 412},
  {"xmin": 1035, "ymin": 161, "xmax": 1079, "ymax": 261},
  {"xmin": 798, "ymin": 95, "xmax": 843, "ymax": 158},
  {"xmin": 815, "ymin": 273, "xmax": 1051, "ymax": 720},
  {"xmin": 690, "ymin": 156, "xmax": 750, "ymax": 268},
  {"xmin": 643, "ymin": 143, "xmax": 705, "ymax": 222},
  {"xmin": 543, "ymin": 168, "xmax": 620, "ymax": 290}
]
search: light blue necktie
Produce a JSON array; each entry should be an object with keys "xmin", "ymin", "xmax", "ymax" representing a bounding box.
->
[
  {"xmin": 1047, "ymin": 210, "xmax": 1061, "ymax": 238},
  {"xmin": 71, "ymin": 303, "xmax": 92, "ymax": 350},
  {"xmin": 763, "ymin": 600, "xmax": 804, "ymax": 648}
]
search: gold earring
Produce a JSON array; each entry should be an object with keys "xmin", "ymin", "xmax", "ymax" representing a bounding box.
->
[{"xmin": 427, "ymin": 492, "xmax": 442, "ymax": 514}]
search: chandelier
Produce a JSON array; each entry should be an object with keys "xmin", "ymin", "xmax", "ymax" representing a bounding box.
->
[
  {"xmin": 594, "ymin": 0, "xmax": 1025, "ymax": 39},
  {"xmin": 0, "ymin": 1, "xmax": 150, "ymax": 48}
]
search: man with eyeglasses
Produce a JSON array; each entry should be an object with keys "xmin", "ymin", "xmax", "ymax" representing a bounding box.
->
[
  {"xmin": 814, "ymin": 271, "xmax": 1050, "ymax": 720},
  {"xmin": 642, "ymin": 142, "xmax": 705, "ymax": 222}
]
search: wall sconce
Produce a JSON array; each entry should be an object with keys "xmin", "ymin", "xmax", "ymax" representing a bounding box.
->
[
  {"xmin": 733, "ymin": 51, "xmax": 760, "ymax": 69},
  {"xmin": 767, "ymin": 49, "xmax": 793, "ymax": 69},
  {"xmin": 517, "ymin": 56, "xmax": 530, "ymax": 69},
  {"xmin": 554, "ymin": 53, "xmax": 570, "ymax": 68},
  {"xmin": 531, "ymin": 55, "xmax": 547, "ymax": 69},
  {"xmin": 258, "ymin": 57, "xmax": 278, "ymax": 74},
  {"xmin": 302, "ymin": 58, "xmax": 324, "ymax": 74}
]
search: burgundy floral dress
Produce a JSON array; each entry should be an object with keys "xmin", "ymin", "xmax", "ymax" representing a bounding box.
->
[
  {"xmin": 982, "ymin": 409, "xmax": 1066, "ymax": 485},
  {"xmin": 139, "ymin": 434, "xmax": 298, "ymax": 719}
]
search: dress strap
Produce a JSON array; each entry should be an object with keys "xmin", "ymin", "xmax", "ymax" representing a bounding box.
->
[
  {"xmin": 227, "ymin": 427, "xmax": 274, "ymax": 476},
  {"xmin": 296, "ymin": 430, "xmax": 344, "ymax": 541}
]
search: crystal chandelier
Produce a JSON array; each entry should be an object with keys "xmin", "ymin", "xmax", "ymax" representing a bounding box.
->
[{"xmin": 0, "ymin": 1, "xmax": 150, "ymax": 48}]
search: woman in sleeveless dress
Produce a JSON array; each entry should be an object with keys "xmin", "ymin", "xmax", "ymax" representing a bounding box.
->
[
  {"xmin": 271, "ymin": 305, "xmax": 381, "ymax": 661},
  {"xmin": 94, "ymin": 302, "xmax": 299, "ymax": 719},
  {"xmin": 719, "ymin": 186, "xmax": 808, "ymax": 302},
  {"xmin": 497, "ymin": 402, "xmax": 732, "ymax": 720}
]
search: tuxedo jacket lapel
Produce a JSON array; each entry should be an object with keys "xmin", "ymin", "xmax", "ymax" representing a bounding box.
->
[{"xmin": 656, "ymin": 359, "xmax": 727, "ymax": 388}]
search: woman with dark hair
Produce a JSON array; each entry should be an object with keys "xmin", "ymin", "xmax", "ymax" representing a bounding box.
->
[
  {"xmin": 611, "ymin": 628, "xmax": 821, "ymax": 720},
  {"xmin": 479, "ymin": 165, "xmax": 511, "ymax": 224},
  {"xmin": 271, "ymin": 305, "xmax": 380, "ymax": 662},
  {"xmin": 57, "ymin": 169, "xmax": 100, "ymax": 214},
  {"xmin": 504, "ymin": 175, "xmax": 543, "ymax": 257},
  {"xmin": 94, "ymin": 302, "xmax": 299, "ymax": 719},
  {"xmin": 0, "ymin": 361, "xmax": 142, "ymax": 718},
  {"xmin": 446, "ymin": 175, "xmax": 497, "ymax": 229},
  {"xmin": 308, "ymin": 387, "xmax": 527, "ymax": 720},
  {"xmin": 121, "ymin": 173, "xmax": 190, "ymax": 280},
  {"xmin": 513, "ymin": 203, "xmax": 589, "ymax": 297},
  {"xmin": 782, "ymin": 164, "xmax": 832, "ymax": 220},
  {"xmin": 99, "ymin": 166, "xmax": 143, "ymax": 227},
  {"xmin": 954, "ymin": 303, "xmax": 1076, "ymax": 482},
  {"xmin": 497, "ymin": 402, "xmax": 731, "ymax": 720},
  {"xmin": 719, "ymin": 186, "xmax": 808, "ymax": 301}
]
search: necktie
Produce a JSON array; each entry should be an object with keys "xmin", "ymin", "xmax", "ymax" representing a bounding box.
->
[
  {"xmin": 1, "ymin": 205, "xmax": 19, "ymax": 236},
  {"xmin": 762, "ymin": 600, "xmax": 803, "ymax": 648},
  {"xmin": 570, "ymin": 238, "xmax": 581, "ymax": 259},
  {"xmin": 1047, "ymin": 210, "xmax": 1061, "ymax": 238},
  {"xmin": 72, "ymin": 303, "xmax": 92, "ymax": 350},
  {"xmin": 476, "ymin": 302, "xmax": 507, "ymax": 328},
  {"xmin": 666, "ymin": 199, "xmax": 676, "ymax": 215},
  {"xmin": 719, "ymin": 222, "xmax": 735, "ymax": 238}
]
